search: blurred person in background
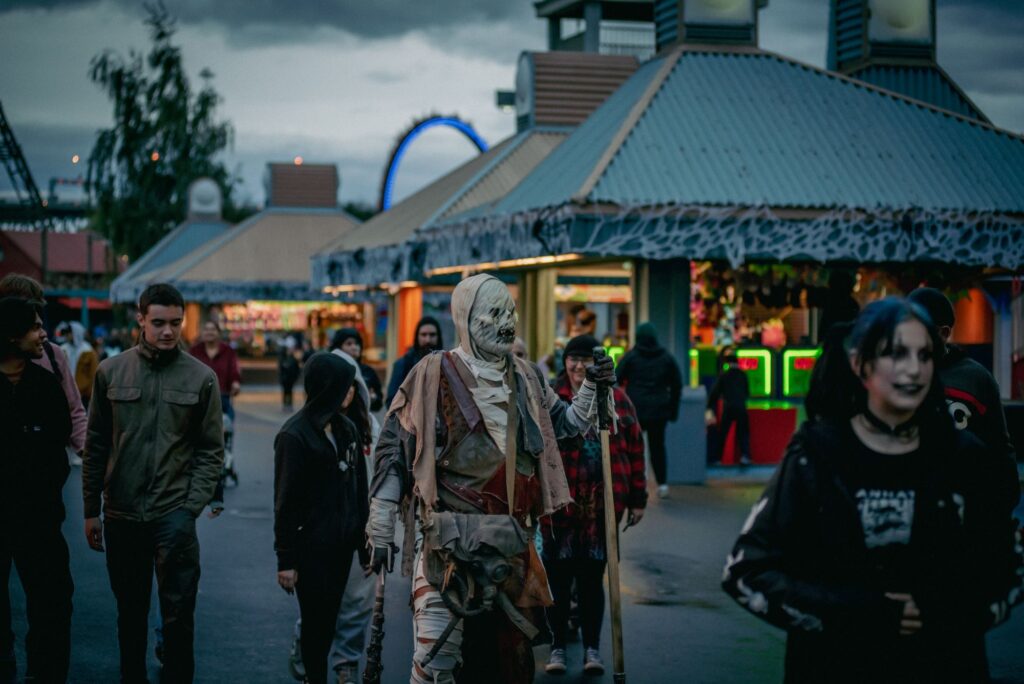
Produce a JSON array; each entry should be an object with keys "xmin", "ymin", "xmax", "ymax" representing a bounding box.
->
[
  {"xmin": 512, "ymin": 336, "xmax": 529, "ymax": 361},
  {"xmin": 384, "ymin": 316, "xmax": 442, "ymax": 408},
  {"xmin": 541, "ymin": 334, "xmax": 647, "ymax": 676},
  {"xmin": 0, "ymin": 274, "xmax": 87, "ymax": 465},
  {"xmin": 330, "ymin": 328, "xmax": 383, "ymax": 412},
  {"xmin": 59, "ymin": 320, "xmax": 99, "ymax": 407},
  {"xmin": 0, "ymin": 297, "xmax": 74, "ymax": 683},
  {"xmin": 723, "ymin": 297, "xmax": 1020, "ymax": 683},
  {"xmin": 279, "ymin": 335, "xmax": 303, "ymax": 411},
  {"xmin": 615, "ymin": 322, "xmax": 683, "ymax": 497},
  {"xmin": 707, "ymin": 346, "xmax": 751, "ymax": 466},
  {"xmin": 907, "ymin": 287, "xmax": 1015, "ymax": 467}
]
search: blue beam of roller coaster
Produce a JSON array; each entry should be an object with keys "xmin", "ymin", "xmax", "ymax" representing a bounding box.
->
[{"xmin": 379, "ymin": 115, "xmax": 488, "ymax": 211}]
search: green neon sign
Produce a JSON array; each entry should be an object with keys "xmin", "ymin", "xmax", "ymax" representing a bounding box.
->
[
  {"xmin": 689, "ymin": 349, "xmax": 699, "ymax": 388},
  {"xmin": 736, "ymin": 349, "xmax": 773, "ymax": 398},
  {"xmin": 782, "ymin": 348, "xmax": 822, "ymax": 398},
  {"xmin": 606, "ymin": 345, "xmax": 625, "ymax": 365}
]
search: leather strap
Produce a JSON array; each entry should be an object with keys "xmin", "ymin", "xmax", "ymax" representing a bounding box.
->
[{"xmin": 504, "ymin": 358, "xmax": 518, "ymax": 513}]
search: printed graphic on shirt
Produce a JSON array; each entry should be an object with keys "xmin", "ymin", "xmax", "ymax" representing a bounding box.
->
[{"xmin": 855, "ymin": 488, "xmax": 915, "ymax": 548}]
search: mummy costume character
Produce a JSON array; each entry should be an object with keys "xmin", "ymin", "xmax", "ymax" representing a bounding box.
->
[{"xmin": 366, "ymin": 274, "xmax": 615, "ymax": 684}]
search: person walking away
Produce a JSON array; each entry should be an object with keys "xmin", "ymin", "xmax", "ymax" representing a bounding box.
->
[
  {"xmin": 615, "ymin": 322, "xmax": 683, "ymax": 497},
  {"xmin": 384, "ymin": 317, "xmax": 442, "ymax": 409},
  {"xmin": 288, "ymin": 348, "xmax": 379, "ymax": 683},
  {"xmin": 330, "ymin": 328, "xmax": 383, "ymax": 411},
  {"xmin": 279, "ymin": 335, "xmax": 302, "ymax": 411},
  {"xmin": 274, "ymin": 352, "xmax": 369, "ymax": 684},
  {"xmin": 0, "ymin": 274, "xmax": 87, "ymax": 465},
  {"xmin": 61, "ymin": 320, "xmax": 99, "ymax": 406},
  {"xmin": 83, "ymin": 283, "xmax": 224, "ymax": 684},
  {"xmin": 707, "ymin": 347, "xmax": 751, "ymax": 466},
  {"xmin": 907, "ymin": 288, "xmax": 1016, "ymax": 465},
  {"xmin": 0, "ymin": 298, "xmax": 74, "ymax": 683},
  {"xmin": 541, "ymin": 335, "xmax": 647, "ymax": 676},
  {"xmin": 722, "ymin": 297, "xmax": 1021, "ymax": 683},
  {"xmin": 190, "ymin": 320, "xmax": 243, "ymax": 510}
]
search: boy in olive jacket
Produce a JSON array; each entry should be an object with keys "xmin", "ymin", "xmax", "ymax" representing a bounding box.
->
[{"xmin": 83, "ymin": 284, "xmax": 223, "ymax": 684}]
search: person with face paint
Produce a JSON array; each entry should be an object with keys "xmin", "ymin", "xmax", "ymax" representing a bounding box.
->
[
  {"xmin": 366, "ymin": 274, "xmax": 616, "ymax": 684},
  {"xmin": 722, "ymin": 298, "xmax": 1021, "ymax": 684},
  {"xmin": 385, "ymin": 317, "xmax": 443, "ymax": 409},
  {"xmin": 274, "ymin": 352, "xmax": 370, "ymax": 684}
]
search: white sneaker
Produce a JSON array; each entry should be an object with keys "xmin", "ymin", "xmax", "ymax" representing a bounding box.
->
[
  {"xmin": 545, "ymin": 648, "xmax": 567, "ymax": 674},
  {"xmin": 583, "ymin": 647, "xmax": 605, "ymax": 675},
  {"xmin": 657, "ymin": 484, "xmax": 670, "ymax": 499}
]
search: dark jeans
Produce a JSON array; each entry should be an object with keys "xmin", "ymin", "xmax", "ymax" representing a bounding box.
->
[
  {"xmin": 105, "ymin": 508, "xmax": 201, "ymax": 684},
  {"xmin": 281, "ymin": 383, "xmax": 295, "ymax": 408},
  {"xmin": 717, "ymin": 405, "xmax": 751, "ymax": 462},
  {"xmin": 643, "ymin": 419, "xmax": 668, "ymax": 485},
  {"xmin": 545, "ymin": 558, "xmax": 606, "ymax": 650},
  {"xmin": 295, "ymin": 544, "xmax": 355, "ymax": 684},
  {"xmin": 0, "ymin": 524, "xmax": 73, "ymax": 683}
]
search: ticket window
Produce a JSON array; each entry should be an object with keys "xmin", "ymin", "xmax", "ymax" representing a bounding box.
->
[{"xmin": 782, "ymin": 348, "xmax": 822, "ymax": 399}]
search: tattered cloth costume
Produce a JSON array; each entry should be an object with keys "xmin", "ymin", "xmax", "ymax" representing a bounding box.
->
[{"xmin": 368, "ymin": 275, "xmax": 608, "ymax": 684}]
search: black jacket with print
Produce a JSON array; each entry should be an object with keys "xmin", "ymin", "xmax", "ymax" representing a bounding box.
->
[{"xmin": 722, "ymin": 416, "xmax": 1020, "ymax": 684}]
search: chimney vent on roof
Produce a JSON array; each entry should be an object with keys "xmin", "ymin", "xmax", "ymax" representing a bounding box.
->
[
  {"xmin": 265, "ymin": 163, "xmax": 339, "ymax": 209},
  {"xmin": 655, "ymin": 0, "xmax": 766, "ymax": 52},
  {"xmin": 828, "ymin": 0, "xmax": 935, "ymax": 72}
]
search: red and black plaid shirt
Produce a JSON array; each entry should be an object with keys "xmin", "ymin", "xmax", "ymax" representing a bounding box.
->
[{"xmin": 540, "ymin": 374, "xmax": 647, "ymax": 558}]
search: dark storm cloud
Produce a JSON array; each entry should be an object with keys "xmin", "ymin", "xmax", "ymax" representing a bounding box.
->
[{"xmin": 4, "ymin": 0, "xmax": 532, "ymax": 41}]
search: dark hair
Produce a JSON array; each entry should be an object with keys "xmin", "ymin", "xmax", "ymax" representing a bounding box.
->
[
  {"xmin": 0, "ymin": 273, "xmax": 46, "ymax": 304},
  {"xmin": 907, "ymin": 287, "xmax": 955, "ymax": 329},
  {"xmin": 138, "ymin": 283, "xmax": 184, "ymax": 315},
  {"xmin": 0, "ymin": 297, "xmax": 42, "ymax": 356},
  {"xmin": 414, "ymin": 317, "xmax": 443, "ymax": 350},
  {"xmin": 344, "ymin": 387, "xmax": 372, "ymax": 449},
  {"xmin": 808, "ymin": 297, "xmax": 945, "ymax": 423},
  {"xmin": 330, "ymin": 327, "xmax": 362, "ymax": 352}
]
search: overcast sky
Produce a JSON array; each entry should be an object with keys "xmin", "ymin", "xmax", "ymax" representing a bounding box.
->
[{"xmin": 1, "ymin": 0, "xmax": 1021, "ymax": 209}]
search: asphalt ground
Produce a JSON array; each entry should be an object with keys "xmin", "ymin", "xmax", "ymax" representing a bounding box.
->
[{"xmin": 8, "ymin": 389, "xmax": 1024, "ymax": 683}]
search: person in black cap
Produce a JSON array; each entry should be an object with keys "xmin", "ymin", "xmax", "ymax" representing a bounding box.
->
[
  {"xmin": 907, "ymin": 287, "xmax": 1015, "ymax": 466},
  {"xmin": 330, "ymin": 328, "xmax": 383, "ymax": 411}
]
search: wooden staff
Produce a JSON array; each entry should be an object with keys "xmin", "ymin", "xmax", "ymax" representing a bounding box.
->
[{"xmin": 594, "ymin": 347, "xmax": 626, "ymax": 683}]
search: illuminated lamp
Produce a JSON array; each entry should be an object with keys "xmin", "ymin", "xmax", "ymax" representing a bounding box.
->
[
  {"xmin": 782, "ymin": 349, "xmax": 822, "ymax": 397},
  {"xmin": 868, "ymin": 0, "xmax": 932, "ymax": 44}
]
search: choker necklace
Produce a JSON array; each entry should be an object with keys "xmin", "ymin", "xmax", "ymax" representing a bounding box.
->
[{"xmin": 860, "ymin": 409, "xmax": 918, "ymax": 438}]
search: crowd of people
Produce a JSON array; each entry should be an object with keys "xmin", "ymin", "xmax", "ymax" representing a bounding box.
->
[{"xmin": 1, "ymin": 268, "xmax": 1020, "ymax": 684}]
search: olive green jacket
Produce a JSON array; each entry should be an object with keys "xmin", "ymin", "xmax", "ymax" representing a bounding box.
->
[{"xmin": 83, "ymin": 339, "xmax": 224, "ymax": 520}]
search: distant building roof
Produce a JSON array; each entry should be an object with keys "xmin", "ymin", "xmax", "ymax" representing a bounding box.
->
[
  {"xmin": 494, "ymin": 48, "xmax": 1024, "ymax": 213},
  {"xmin": 410, "ymin": 45, "xmax": 1024, "ymax": 272},
  {"xmin": 520, "ymin": 51, "xmax": 640, "ymax": 130},
  {"xmin": 847, "ymin": 63, "xmax": 987, "ymax": 123},
  {"xmin": 266, "ymin": 163, "xmax": 339, "ymax": 208},
  {"xmin": 312, "ymin": 127, "xmax": 570, "ymax": 288},
  {"xmin": 2, "ymin": 229, "xmax": 119, "ymax": 275},
  {"xmin": 109, "ymin": 219, "xmax": 230, "ymax": 303},
  {"xmin": 131, "ymin": 207, "xmax": 360, "ymax": 303}
]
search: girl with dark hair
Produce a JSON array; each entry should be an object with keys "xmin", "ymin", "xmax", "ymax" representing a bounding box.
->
[
  {"xmin": 723, "ymin": 297, "xmax": 1020, "ymax": 683},
  {"xmin": 330, "ymin": 328, "xmax": 383, "ymax": 412}
]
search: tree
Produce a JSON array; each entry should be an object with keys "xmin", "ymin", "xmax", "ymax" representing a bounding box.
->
[{"xmin": 87, "ymin": 3, "xmax": 239, "ymax": 260}]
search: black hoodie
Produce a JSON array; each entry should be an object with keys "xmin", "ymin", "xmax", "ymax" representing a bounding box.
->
[
  {"xmin": 939, "ymin": 344, "xmax": 1016, "ymax": 464},
  {"xmin": 385, "ymin": 316, "xmax": 443, "ymax": 408},
  {"xmin": 616, "ymin": 324, "xmax": 683, "ymax": 424},
  {"xmin": 273, "ymin": 352, "xmax": 368, "ymax": 571}
]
